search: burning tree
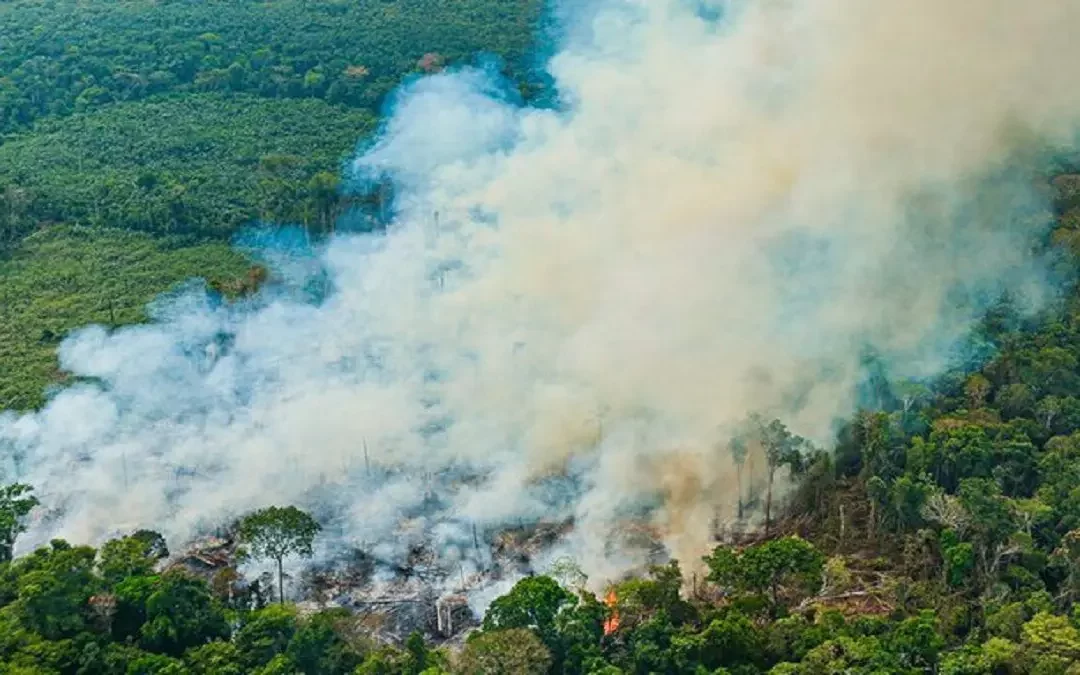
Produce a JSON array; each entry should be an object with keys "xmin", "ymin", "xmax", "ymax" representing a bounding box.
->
[
  {"xmin": 237, "ymin": 506, "xmax": 321, "ymax": 604},
  {"xmin": 602, "ymin": 589, "xmax": 619, "ymax": 636}
]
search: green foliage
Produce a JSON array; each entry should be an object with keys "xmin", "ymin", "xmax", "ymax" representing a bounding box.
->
[
  {"xmin": 939, "ymin": 638, "xmax": 1020, "ymax": 675},
  {"xmin": 0, "ymin": 0, "xmax": 544, "ymax": 416},
  {"xmin": 0, "ymin": 0, "xmax": 543, "ymax": 136},
  {"xmin": 705, "ymin": 537, "xmax": 825, "ymax": 610},
  {"xmin": 404, "ymin": 631, "xmax": 432, "ymax": 675},
  {"xmin": 613, "ymin": 561, "xmax": 698, "ymax": 629},
  {"xmin": 253, "ymin": 654, "xmax": 301, "ymax": 675},
  {"xmin": 235, "ymin": 604, "xmax": 299, "ymax": 670},
  {"xmin": 354, "ymin": 645, "xmax": 408, "ymax": 675},
  {"xmin": 888, "ymin": 611, "xmax": 946, "ymax": 670},
  {"xmin": 1021, "ymin": 612, "xmax": 1080, "ymax": 666},
  {"xmin": 0, "ymin": 484, "xmax": 38, "ymax": 562},
  {"xmin": 237, "ymin": 505, "xmax": 321, "ymax": 603},
  {"xmin": 940, "ymin": 533, "xmax": 975, "ymax": 588},
  {"xmin": 119, "ymin": 647, "xmax": 187, "ymax": 674},
  {"xmin": 9, "ymin": 539, "xmax": 98, "ymax": 640},
  {"xmin": 553, "ymin": 591, "xmax": 607, "ymax": 674},
  {"xmin": 238, "ymin": 506, "xmax": 322, "ymax": 564},
  {"xmin": 458, "ymin": 628, "xmax": 552, "ymax": 675},
  {"xmin": 285, "ymin": 608, "xmax": 366, "ymax": 675},
  {"xmin": 0, "ymin": 225, "xmax": 255, "ymax": 410},
  {"xmin": 673, "ymin": 611, "xmax": 763, "ymax": 671},
  {"xmin": 140, "ymin": 571, "xmax": 229, "ymax": 656},
  {"xmin": 482, "ymin": 575, "xmax": 575, "ymax": 650},
  {"xmin": 112, "ymin": 573, "xmax": 161, "ymax": 643},
  {"xmin": 748, "ymin": 415, "xmax": 815, "ymax": 534},
  {"xmin": 0, "ymin": 95, "xmax": 376, "ymax": 243},
  {"xmin": 0, "ymin": 508, "xmax": 395, "ymax": 674},
  {"xmin": 185, "ymin": 640, "xmax": 244, "ymax": 675},
  {"xmin": 98, "ymin": 530, "xmax": 168, "ymax": 586},
  {"xmin": 2, "ymin": 1, "xmax": 1080, "ymax": 672}
]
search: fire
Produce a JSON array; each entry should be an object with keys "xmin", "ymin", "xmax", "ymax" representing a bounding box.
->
[{"xmin": 602, "ymin": 589, "xmax": 620, "ymax": 636}]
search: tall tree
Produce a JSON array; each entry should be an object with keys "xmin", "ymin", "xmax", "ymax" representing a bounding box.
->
[
  {"xmin": 458, "ymin": 628, "xmax": 552, "ymax": 675},
  {"xmin": 729, "ymin": 434, "xmax": 748, "ymax": 521},
  {"xmin": 0, "ymin": 482, "xmax": 38, "ymax": 562},
  {"xmin": 237, "ymin": 506, "xmax": 321, "ymax": 604},
  {"xmin": 750, "ymin": 416, "xmax": 809, "ymax": 536}
]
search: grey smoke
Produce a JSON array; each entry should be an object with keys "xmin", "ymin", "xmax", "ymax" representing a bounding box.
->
[{"xmin": 3, "ymin": 0, "xmax": 1080, "ymax": 592}]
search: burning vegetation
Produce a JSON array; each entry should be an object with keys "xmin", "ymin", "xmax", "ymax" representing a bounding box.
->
[
  {"xmin": 158, "ymin": 516, "xmax": 660, "ymax": 646},
  {"xmin": 602, "ymin": 589, "xmax": 619, "ymax": 636}
]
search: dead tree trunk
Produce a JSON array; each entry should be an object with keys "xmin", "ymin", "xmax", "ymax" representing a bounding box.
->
[
  {"xmin": 765, "ymin": 467, "xmax": 775, "ymax": 537},
  {"xmin": 276, "ymin": 557, "xmax": 285, "ymax": 604},
  {"xmin": 736, "ymin": 463, "xmax": 744, "ymax": 521}
]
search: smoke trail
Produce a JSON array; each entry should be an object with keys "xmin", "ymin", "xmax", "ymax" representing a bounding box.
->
[{"xmin": 3, "ymin": 0, "xmax": 1080, "ymax": 589}]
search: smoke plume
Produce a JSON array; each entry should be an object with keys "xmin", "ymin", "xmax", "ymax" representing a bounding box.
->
[{"xmin": 3, "ymin": 0, "xmax": 1080, "ymax": 591}]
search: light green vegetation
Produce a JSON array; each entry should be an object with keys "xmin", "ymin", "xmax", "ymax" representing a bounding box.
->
[
  {"xmin": 0, "ymin": 0, "xmax": 546, "ymax": 411},
  {"xmin": 0, "ymin": 226, "xmax": 256, "ymax": 409}
]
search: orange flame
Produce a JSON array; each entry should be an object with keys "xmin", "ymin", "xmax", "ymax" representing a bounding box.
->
[{"xmin": 602, "ymin": 589, "xmax": 620, "ymax": 636}]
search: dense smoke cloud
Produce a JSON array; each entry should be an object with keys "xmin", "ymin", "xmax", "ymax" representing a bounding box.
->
[{"xmin": 3, "ymin": 0, "xmax": 1080, "ymax": 590}]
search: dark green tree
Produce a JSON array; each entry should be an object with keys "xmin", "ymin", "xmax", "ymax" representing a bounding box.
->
[
  {"xmin": 482, "ymin": 575, "xmax": 576, "ymax": 658},
  {"xmin": 672, "ymin": 610, "xmax": 763, "ymax": 672},
  {"xmin": 458, "ymin": 628, "xmax": 551, "ymax": 675},
  {"xmin": 185, "ymin": 640, "xmax": 244, "ymax": 675},
  {"xmin": 98, "ymin": 530, "xmax": 169, "ymax": 586},
  {"xmin": 705, "ymin": 536, "xmax": 824, "ymax": 611},
  {"xmin": 285, "ymin": 608, "xmax": 366, "ymax": 675},
  {"xmin": 234, "ymin": 603, "xmax": 299, "ymax": 670},
  {"xmin": 10, "ymin": 539, "xmax": 98, "ymax": 640},
  {"xmin": 140, "ymin": 572, "xmax": 229, "ymax": 656},
  {"xmin": 237, "ymin": 505, "xmax": 321, "ymax": 604},
  {"xmin": 553, "ymin": 591, "xmax": 607, "ymax": 674}
]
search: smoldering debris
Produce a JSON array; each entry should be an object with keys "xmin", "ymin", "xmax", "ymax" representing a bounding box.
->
[
  {"xmin": 490, "ymin": 520, "xmax": 575, "ymax": 573},
  {"xmin": 286, "ymin": 518, "xmax": 668, "ymax": 645},
  {"xmin": 300, "ymin": 547, "xmax": 378, "ymax": 601},
  {"xmin": 231, "ymin": 507, "xmax": 754, "ymax": 645},
  {"xmin": 165, "ymin": 534, "xmax": 239, "ymax": 580},
  {"xmin": 289, "ymin": 551, "xmax": 481, "ymax": 642}
]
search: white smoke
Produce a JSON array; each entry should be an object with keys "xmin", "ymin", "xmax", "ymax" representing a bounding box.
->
[{"xmin": 3, "ymin": 0, "xmax": 1080, "ymax": 587}]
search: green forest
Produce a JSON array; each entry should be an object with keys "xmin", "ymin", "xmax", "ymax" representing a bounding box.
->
[
  {"xmin": 0, "ymin": 0, "xmax": 542, "ymax": 136},
  {"xmin": 16, "ymin": 306, "xmax": 1080, "ymax": 675},
  {"xmin": 0, "ymin": 0, "xmax": 542, "ymax": 409},
  {"xmin": 5, "ymin": 0, "xmax": 1080, "ymax": 673}
]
